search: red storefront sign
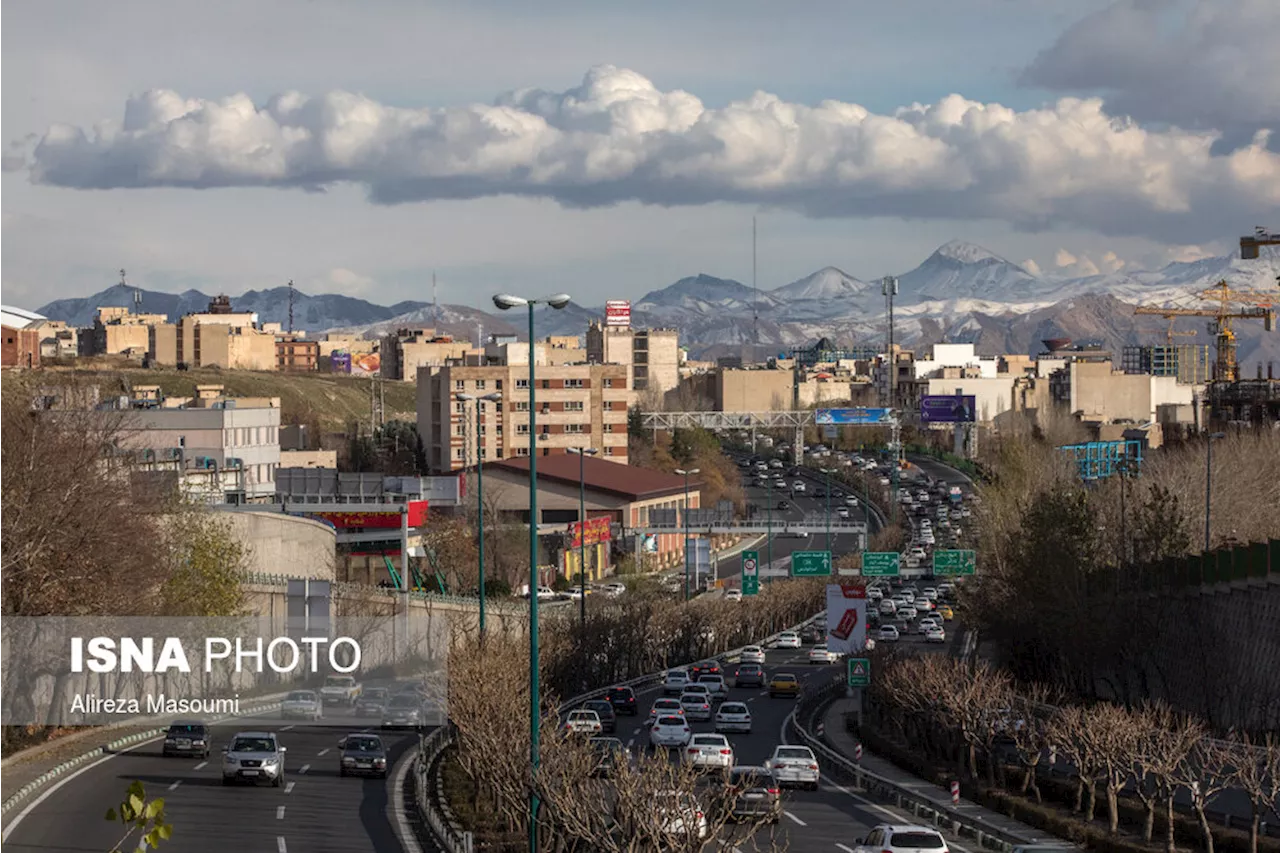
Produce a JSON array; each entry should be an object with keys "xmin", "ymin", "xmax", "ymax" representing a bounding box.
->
[
  {"xmin": 312, "ymin": 500, "xmax": 428, "ymax": 529},
  {"xmin": 570, "ymin": 516, "xmax": 612, "ymax": 548}
]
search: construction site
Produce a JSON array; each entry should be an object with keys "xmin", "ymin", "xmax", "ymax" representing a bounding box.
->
[{"xmin": 1133, "ymin": 226, "xmax": 1280, "ymax": 428}]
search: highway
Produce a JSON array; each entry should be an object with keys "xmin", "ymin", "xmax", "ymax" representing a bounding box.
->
[{"xmin": 1, "ymin": 706, "xmax": 423, "ymax": 853}]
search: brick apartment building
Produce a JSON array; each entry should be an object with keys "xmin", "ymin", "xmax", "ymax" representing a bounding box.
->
[{"xmin": 416, "ymin": 362, "xmax": 630, "ymax": 473}]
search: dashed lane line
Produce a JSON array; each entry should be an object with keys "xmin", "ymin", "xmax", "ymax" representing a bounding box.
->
[
  {"xmin": 167, "ymin": 781, "xmax": 182, "ymax": 792},
  {"xmin": 298, "ymin": 764, "xmax": 310, "ymax": 774},
  {"xmin": 285, "ymin": 781, "xmax": 296, "ymax": 794},
  {"xmin": 837, "ymin": 844, "xmax": 856, "ymax": 853},
  {"xmin": 193, "ymin": 761, "xmax": 208, "ymax": 771},
  {"xmin": 317, "ymin": 748, "xmax": 330, "ymax": 757},
  {"xmin": 276, "ymin": 837, "xmax": 287, "ymax": 853},
  {"xmin": 280, "ymin": 725, "xmax": 295, "ymax": 731},
  {"xmin": 277, "ymin": 806, "xmax": 286, "ymax": 820},
  {"xmin": 783, "ymin": 810, "xmax": 807, "ymax": 826}
]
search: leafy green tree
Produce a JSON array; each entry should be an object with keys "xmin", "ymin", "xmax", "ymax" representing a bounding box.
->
[
  {"xmin": 160, "ymin": 509, "xmax": 249, "ymax": 617},
  {"xmin": 105, "ymin": 781, "xmax": 172, "ymax": 852}
]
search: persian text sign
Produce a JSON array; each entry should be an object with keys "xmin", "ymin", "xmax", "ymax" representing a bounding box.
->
[{"xmin": 571, "ymin": 516, "xmax": 612, "ymax": 548}]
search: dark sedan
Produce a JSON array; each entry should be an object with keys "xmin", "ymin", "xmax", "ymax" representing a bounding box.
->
[
  {"xmin": 582, "ymin": 700, "xmax": 617, "ymax": 734},
  {"xmin": 162, "ymin": 721, "xmax": 211, "ymax": 758},
  {"xmin": 338, "ymin": 733, "xmax": 388, "ymax": 778},
  {"xmin": 606, "ymin": 686, "xmax": 639, "ymax": 716},
  {"xmin": 355, "ymin": 687, "xmax": 390, "ymax": 718},
  {"xmin": 733, "ymin": 664, "xmax": 765, "ymax": 688},
  {"xmin": 721, "ymin": 766, "xmax": 781, "ymax": 823}
]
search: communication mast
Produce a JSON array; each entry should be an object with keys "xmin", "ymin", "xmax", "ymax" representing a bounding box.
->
[
  {"xmin": 752, "ymin": 216, "xmax": 759, "ymax": 351},
  {"xmin": 287, "ymin": 280, "xmax": 295, "ymax": 333}
]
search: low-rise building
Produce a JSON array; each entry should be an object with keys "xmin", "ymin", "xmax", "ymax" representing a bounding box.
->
[
  {"xmin": 585, "ymin": 322, "xmax": 681, "ymax": 402},
  {"xmin": 381, "ymin": 328, "xmax": 477, "ymax": 380},
  {"xmin": 1, "ymin": 306, "xmax": 45, "ymax": 369},
  {"xmin": 417, "ymin": 362, "xmax": 630, "ymax": 472},
  {"xmin": 912, "ymin": 343, "xmax": 998, "ymax": 380},
  {"xmin": 31, "ymin": 320, "xmax": 80, "ymax": 360},
  {"xmin": 88, "ymin": 306, "xmax": 170, "ymax": 358},
  {"xmin": 716, "ymin": 366, "xmax": 794, "ymax": 411},
  {"xmin": 276, "ymin": 336, "xmax": 319, "ymax": 372}
]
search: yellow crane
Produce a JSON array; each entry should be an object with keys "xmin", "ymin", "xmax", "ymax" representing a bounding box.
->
[
  {"xmin": 1134, "ymin": 280, "xmax": 1275, "ymax": 382},
  {"xmin": 1240, "ymin": 226, "xmax": 1280, "ymax": 259},
  {"xmin": 1137, "ymin": 316, "xmax": 1196, "ymax": 346}
]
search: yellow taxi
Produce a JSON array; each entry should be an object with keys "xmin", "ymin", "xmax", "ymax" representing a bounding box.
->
[
  {"xmin": 936, "ymin": 605, "xmax": 954, "ymax": 621},
  {"xmin": 768, "ymin": 673, "xmax": 800, "ymax": 699}
]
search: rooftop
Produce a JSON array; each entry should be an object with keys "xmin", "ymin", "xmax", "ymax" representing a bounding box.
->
[{"xmin": 488, "ymin": 455, "xmax": 701, "ymax": 502}]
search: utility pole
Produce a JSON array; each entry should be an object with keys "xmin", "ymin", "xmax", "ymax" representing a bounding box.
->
[
  {"xmin": 287, "ymin": 279, "xmax": 295, "ymax": 333},
  {"xmin": 752, "ymin": 216, "xmax": 759, "ymax": 357},
  {"xmin": 882, "ymin": 276, "xmax": 898, "ymax": 407}
]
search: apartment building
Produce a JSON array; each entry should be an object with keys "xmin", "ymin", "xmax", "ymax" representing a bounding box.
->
[
  {"xmin": 484, "ymin": 336, "xmax": 586, "ymax": 367},
  {"xmin": 381, "ymin": 328, "xmax": 477, "ymax": 380},
  {"xmin": 715, "ymin": 367, "xmax": 794, "ymax": 411},
  {"xmin": 416, "ymin": 362, "xmax": 630, "ymax": 473},
  {"xmin": 147, "ymin": 301, "xmax": 276, "ymax": 370},
  {"xmin": 88, "ymin": 306, "xmax": 170, "ymax": 358},
  {"xmin": 32, "ymin": 320, "xmax": 80, "ymax": 360},
  {"xmin": 585, "ymin": 322, "xmax": 681, "ymax": 401},
  {"xmin": 276, "ymin": 336, "xmax": 320, "ymax": 372}
]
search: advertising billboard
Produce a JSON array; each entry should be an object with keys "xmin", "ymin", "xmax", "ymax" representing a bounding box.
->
[
  {"xmin": 309, "ymin": 500, "xmax": 428, "ymax": 530},
  {"xmin": 825, "ymin": 583, "xmax": 868, "ymax": 654},
  {"xmin": 815, "ymin": 408, "xmax": 890, "ymax": 425},
  {"xmin": 570, "ymin": 516, "xmax": 612, "ymax": 548},
  {"xmin": 920, "ymin": 395, "xmax": 976, "ymax": 423},
  {"xmin": 605, "ymin": 300, "xmax": 632, "ymax": 328},
  {"xmin": 329, "ymin": 352, "xmax": 352, "ymax": 373},
  {"xmin": 351, "ymin": 352, "xmax": 381, "ymax": 377}
]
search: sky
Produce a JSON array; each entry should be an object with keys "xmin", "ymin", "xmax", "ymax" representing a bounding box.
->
[{"xmin": 2, "ymin": 0, "xmax": 1277, "ymax": 312}]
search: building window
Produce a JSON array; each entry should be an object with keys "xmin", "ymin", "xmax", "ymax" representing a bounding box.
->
[
  {"xmin": 454, "ymin": 447, "xmax": 463, "ymax": 459},
  {"xmin": 454, "ymin": 424, "xmax": 464, "ymax": 436},
  {"xmin": 604, "ymin": 447, "xmax": 615, "ymax": 456},
  {"xmin": 565, "ymin": 423, "xmax": 583, "ymax": 434},
  {"xmin": 454, "ymin": 379, "xmax": 465, "ymax": 390},
  {"xmin": 516, "ymin": 447, "xmax": 530, "ymax": 457},
  {"xmin": 564, "ymin": 401, "xmax": 584, "ymax": 412},
  {"xmin": 604, "ymin": 378, "xmax": 614, "ymax": 388},
  {"xmin": 517, "ymin": 424, "xmax": 530, "ymax": 435},
  {"xmin": 454, "ymin": 402, "xmax": 465, "ymax": 413},
  {"xmin": 475, "ymin": 379, "xmax": 486, "ymax": 390},
  {"xmin": 564, "ymin": 378, "xmax": 583, "ymax": 388},
  {"xmin": 603, "ymin": 401, "xmax": 613, "ymax": 411},
  {"xmin": 604, "ymin": 424, "xmax": 614, "ymax": 433},
  {"xmin": 495, "ymin": 379, "xmax": 503, "ymax": 390},
  {"xmin": 542, "ymin": 380, "xmax": 550, "ymax": 389},
  {"xmin": 515, "ymin": 378, "xmax": 529, "ymax": 389},
  {"xmin": 513, "ymin": 402, "xmax": 530, "ymax": 412}
]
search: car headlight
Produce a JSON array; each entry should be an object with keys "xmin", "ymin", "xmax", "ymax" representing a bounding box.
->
[
  {"xmin": 165, "ymin": 737, "xmax": 175, "ymax": 743},
  {"xmin": 342, "ymin": 757, "xmax": 356, "ymax": 765},
  {"xmin": 193, "ymin": 740, "xmax": 205, "ymax": 746},
  {"xmin": 262, "ymin": 758, "xmax": 279, "ymax": 767}
]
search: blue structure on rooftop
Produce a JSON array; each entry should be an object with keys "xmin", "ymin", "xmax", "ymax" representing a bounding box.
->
[{"xmin": 1058, "ymin": 440, "xmax": 1144, "ymax": 481}]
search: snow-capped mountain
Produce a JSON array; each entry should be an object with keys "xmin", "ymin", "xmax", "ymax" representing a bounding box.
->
[{"xmin": 33, "ymin": 242, "xmax": 1280, "ymax": 367}]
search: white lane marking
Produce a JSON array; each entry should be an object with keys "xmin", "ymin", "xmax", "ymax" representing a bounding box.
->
[
  {"xmin": 784, "ymin": 810, "xmax": 807, "ymax": 826},
  {"xmin": 392, "ymin": 743, "xmax": 426, "ymax": 853},
  {"xmin": 317, "ymin": 748, "xmax": 330, "ymax": 757},
  {"xmin": 277, "ymin": 806, "xmax": 286, "ymax": 820},
  {"xmin": 167, "ymin": 780, "xmax": 182, "ymax": 791},
  {"xmin": 285, "ymin": 781, "xmax": 296, "ymax": 794},
  {"xmin": 277, "ymin": 837, "xmax": 287, "ymax": 853},
  {"xmin": 280, "ymin": 725, "xmax": 295, "ymax": 731},
  {"xmin": 193, "ymin": 761, "xmax": 208, "ymax": 771},
  {"xmin": 626, "ymin": 738, "xmax": 635, "ymax": 749},
  {"xmin": 632, "ymin": 727, "xmax": 642, "ymax": 736},
  {"xmin": 2, "ymin": 732, "xmax": 167, "ymax": 840},
  {"xmin": 837, "ymin": 844, "xmax": 857, "ymax": 853},
  {"xmin": 298, "ymin": 764, "xmax": 311, "ymax": 774}
]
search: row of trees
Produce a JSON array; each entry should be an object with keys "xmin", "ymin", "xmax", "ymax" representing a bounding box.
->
[
  {"xmin": 443, "ymin": 581, "xmax": 823, "ymax": 850},
  {"xmin": 869, "ymin": 654, "xmax": 1280, "ymax": 853}
]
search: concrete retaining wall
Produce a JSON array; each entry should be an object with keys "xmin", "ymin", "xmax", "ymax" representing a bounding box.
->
[{"xmin": 221, "ymin": 511, "xmax": 336, "ymax": 580}]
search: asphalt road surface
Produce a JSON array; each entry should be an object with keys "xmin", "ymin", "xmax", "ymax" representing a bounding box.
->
[{"xmin": 1, "ymin": 703, "xmax": 423, "ymax": 853}]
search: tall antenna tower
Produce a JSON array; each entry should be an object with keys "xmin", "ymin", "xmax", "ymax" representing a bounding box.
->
[
  {"xmin": 752, "ymin": 217, "xmax": 759, "ymax": 353},
  {"xmin": 287, "ymin": 280, "xmax": 295, "ymax": 333}
]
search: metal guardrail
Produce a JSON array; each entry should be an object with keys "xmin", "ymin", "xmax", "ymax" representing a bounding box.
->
[
  {"xmin": 413, "ymin": 612, "xmax": 827, "ymax": 852},
  {"xmin": 787, "ymin": 680, "xmax": 1034, "ymax": 853}
]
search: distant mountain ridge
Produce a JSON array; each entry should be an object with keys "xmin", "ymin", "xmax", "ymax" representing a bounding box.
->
[{"xmin": 34, "ymin": 241, "xmax": 1280, "ymax": 365}]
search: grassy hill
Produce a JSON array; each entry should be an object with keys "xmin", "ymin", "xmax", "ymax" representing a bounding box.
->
[{"xmin": 30, "ymin": 362, "xmax": 417, "ymax": 433}]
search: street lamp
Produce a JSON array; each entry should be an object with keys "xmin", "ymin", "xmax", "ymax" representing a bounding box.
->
[
  {"xmin": 675, "ymin": 467, "xmax": 700, "ymax": 601},
  {"xmin": 566, "ymin": 446, "xmax": 598, "ymax": 626},
  {"xmin": 1205, "ymin": 432, "xmax": 1226, "ymax": 551},
  {"xmin": 491, "ymin": 291, "xmax": 572, "ymax": 853},
  {"xmin": 456, "ymin": 391, "xmax": 502, "ymax": 635},
  {"xmin": 765, "ymin": 476, "xmax": 774, "ymax": 581},
  {"xmin": 821, "ymin": 467, "xmax": 835, "ymax": 553}
]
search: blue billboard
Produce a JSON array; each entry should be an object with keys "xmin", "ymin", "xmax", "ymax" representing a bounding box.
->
[
  {"xmin": 815, "ymin": 408, "xmax": 891, "ymax": 425},
  {"xmin": 920, "ymin": 395, "xmax": 976, "ymax": 423}
]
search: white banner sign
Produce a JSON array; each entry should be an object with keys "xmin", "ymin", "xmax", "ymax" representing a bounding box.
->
[{"xmin": 825, "ymin": 583, "xmax": 868, "ymax": 654}]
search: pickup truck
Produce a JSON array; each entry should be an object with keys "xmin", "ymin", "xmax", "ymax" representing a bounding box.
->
[{"xmin": 320, "ymin": 675, "xmax": 362, "ymax": 707}]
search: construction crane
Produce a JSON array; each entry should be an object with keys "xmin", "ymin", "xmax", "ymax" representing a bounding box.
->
[
  {"xmin": 1137, "ymin": 316, "xmax": 1196, "ymax": 346},
  {"xmin": 1240, "ymin": 226, "xmax": 1279, "ymax": 259},
  {"xmin": 1135, "ymin": 280, "xmax": 1275, "ymax": 383}
]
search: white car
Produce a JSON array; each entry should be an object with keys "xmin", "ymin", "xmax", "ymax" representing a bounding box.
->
[
  {"xmin": 921, "ymin": 587, "xmax": 938, "ymax": 601},
  {"xmin": 925, "ymin": 626, "xmax": 946, "ymax": 643},
  {"xmin": 879, "ymin": 599, "xmax": 897, "ymax": 616},
  {"xmin": 684, "ymin": 733, "xmax": 734, "ymax": 770},
  {"xmin": 650, "ymin": 715, "xmax": 693, "ymax": 749},
  {"xmin": 899, "ymin": 589, "xmax": 915, "ymax": 604},
  {"xmin": 867, "ymin": 587, "xmax": 884, "ymax": 601},
  {"xmin": 853, "ymin": 824, "xmax": 949, "ymax": 853},
  {"xmin": 775, "ymin": 632, "xmax": 802, "ymax": 649},
  {"xmin": 877, "ymin": 625, "xmax": 900, "ymax": 642},
  {"xmin": 713, "ymin": 702, "xmax": 752, "ymax": 734},
  {"xmin": 765, "ymin": 745, "xmax": 820, "ymax": 789},
  {"xmin": 663, "ymin": 669, "xmax": 691, "ymax": 695},
  {"xmin": 696, "ymin": 675, "xmax": 729, "ymax": 702},
  {"xmin": 792, "ymin": 481, "xmax": 806, "ymax": 492},
  {"xmin": 724, "ymin": 589, "xmax": 743, "ymax": 602},
  {"xmin": 808, "ymin": 646, "xmax": 838, "ymax": 664},
  {"xmin": 649, "ymin": 698, "xmax": 685, "ymax": 723},
  {"xmin": 650, "ymin": 790, "xmax": 709, "ymax": 841},
  {"xmin": 845, "ymin": 496, "xmax": 860, "ymax": 507},
  {"xmin": 564, "ymin": 710, "xmax": 602, "ymax": 734},
  {"xmin": 740, "ymin": 646, "xmax": 766, "ymax": 665},
  {"xmin": 602, "ymin": 582, "xmax": 626, "ymax": 597},
  {"xmin": 281, "ymin": 690, "xmax": 323, "ymax": 721},
  {"xmin": 837, "ymin": 507, "xmax": 851, "ymax": 519},
  {"xmin": 679, "ymin": 690, "xmax": 713, "ymax": 722},
  {"xmin": 897, "ymin": 606, "xmax": 918, "ymax": 621}
]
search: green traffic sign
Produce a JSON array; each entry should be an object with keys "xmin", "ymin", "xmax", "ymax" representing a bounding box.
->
[
  {"xmin": 847, "ymin": 657, "xmax": 871, "ymax": 687},
  {"xmin": 861, "ymin": 551, "xmax": 900, "ymax": 577},
  {"xmin": 741, "ymin": 550, "xmax": 760, "ymax": 596},
  {"xmin": 933, "ymin": 549, "xmax": 976, "ymax": 576},
  {"xmin": 790, "ymin": 550, "xmax": 832, "ymax": 577}
]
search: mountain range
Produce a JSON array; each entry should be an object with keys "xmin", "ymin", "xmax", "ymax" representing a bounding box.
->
[{"xmin": 33, "ymin": 240, "xmax": 1280, "ymax": 367}]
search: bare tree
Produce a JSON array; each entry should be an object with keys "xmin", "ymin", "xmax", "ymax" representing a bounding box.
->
[
  {"xmin": 1008, "ymin": 686, "xmax": 1056, "ymax": 803},
  {"xmin": 1048, "ymin": 705, "xmax": 1105, "ymax": 819},
  {"xmin": 1225, "ymin": 732, "xmax": 1280, "ymax": 853},
  {"xmin": 1174, "ymin": 737, "xmax": 1236, "ymax": 853},
  {"xmin": 1135, "ymin": 703, "xmax": 1206, "ymax": 853},
  {"xmin": 1087, "ymin": 702, "xmax": 1143, "ymax": 834}
]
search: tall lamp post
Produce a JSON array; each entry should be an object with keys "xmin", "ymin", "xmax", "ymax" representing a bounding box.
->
[
  {"xmin": 765, "ymin": 476, "xmax": 774, "ymax": 581},
  {"xmin": 492, "ymin": 291, "xmax": 572, "ymax": 853},
  {"xmin": 456, "ymin": 391, "xmax": 502, "ymax": 635},
  {"xmin": 821, "ymin": 467, "xmax": 835, "ymax": 553},
  {"xmin": 1205, "ymin": 432, "xmax": 1225, "ymax": 551},
  {"xmin": 675, "ymin": 467, "xmax": 700, "ymax": 601},
  {"xmin": 566, "ymin": 446, "xmax": 598, "ymax": 626}
]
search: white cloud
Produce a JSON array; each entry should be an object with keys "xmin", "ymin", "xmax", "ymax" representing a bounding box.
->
[
  {"xmin": 1021, "ymin": 258, "xmax": 1043, "ymax": 276},
  {"xmin": 1099, "ymin": 250, "xmax": 1125, "ymax": 273},
  {"xmin": 1054, "ymin": 249, "xmax": 1079, "ymax": 268},
  {"xmin": 320, "ymin": 267, "xmax": 376, "ymax": 297},
  {"xmin": 8, "ymin": 65, "xmax": 1278, "ymax": 245}
]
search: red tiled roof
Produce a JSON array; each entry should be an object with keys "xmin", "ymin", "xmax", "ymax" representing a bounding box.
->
[{"xmin": 489, "ymin": 455, "xmax": 701, "ymax": 502}]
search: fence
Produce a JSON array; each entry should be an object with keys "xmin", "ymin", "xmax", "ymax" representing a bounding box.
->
[{"xmin": 1088, "ymin": 539, "xmax": 1278, "ymax": 596}]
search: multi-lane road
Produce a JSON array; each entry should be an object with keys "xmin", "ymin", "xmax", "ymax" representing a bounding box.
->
[{"xmin": 0, "ymin": 643, "xmax": 960, "ymax": 853}]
